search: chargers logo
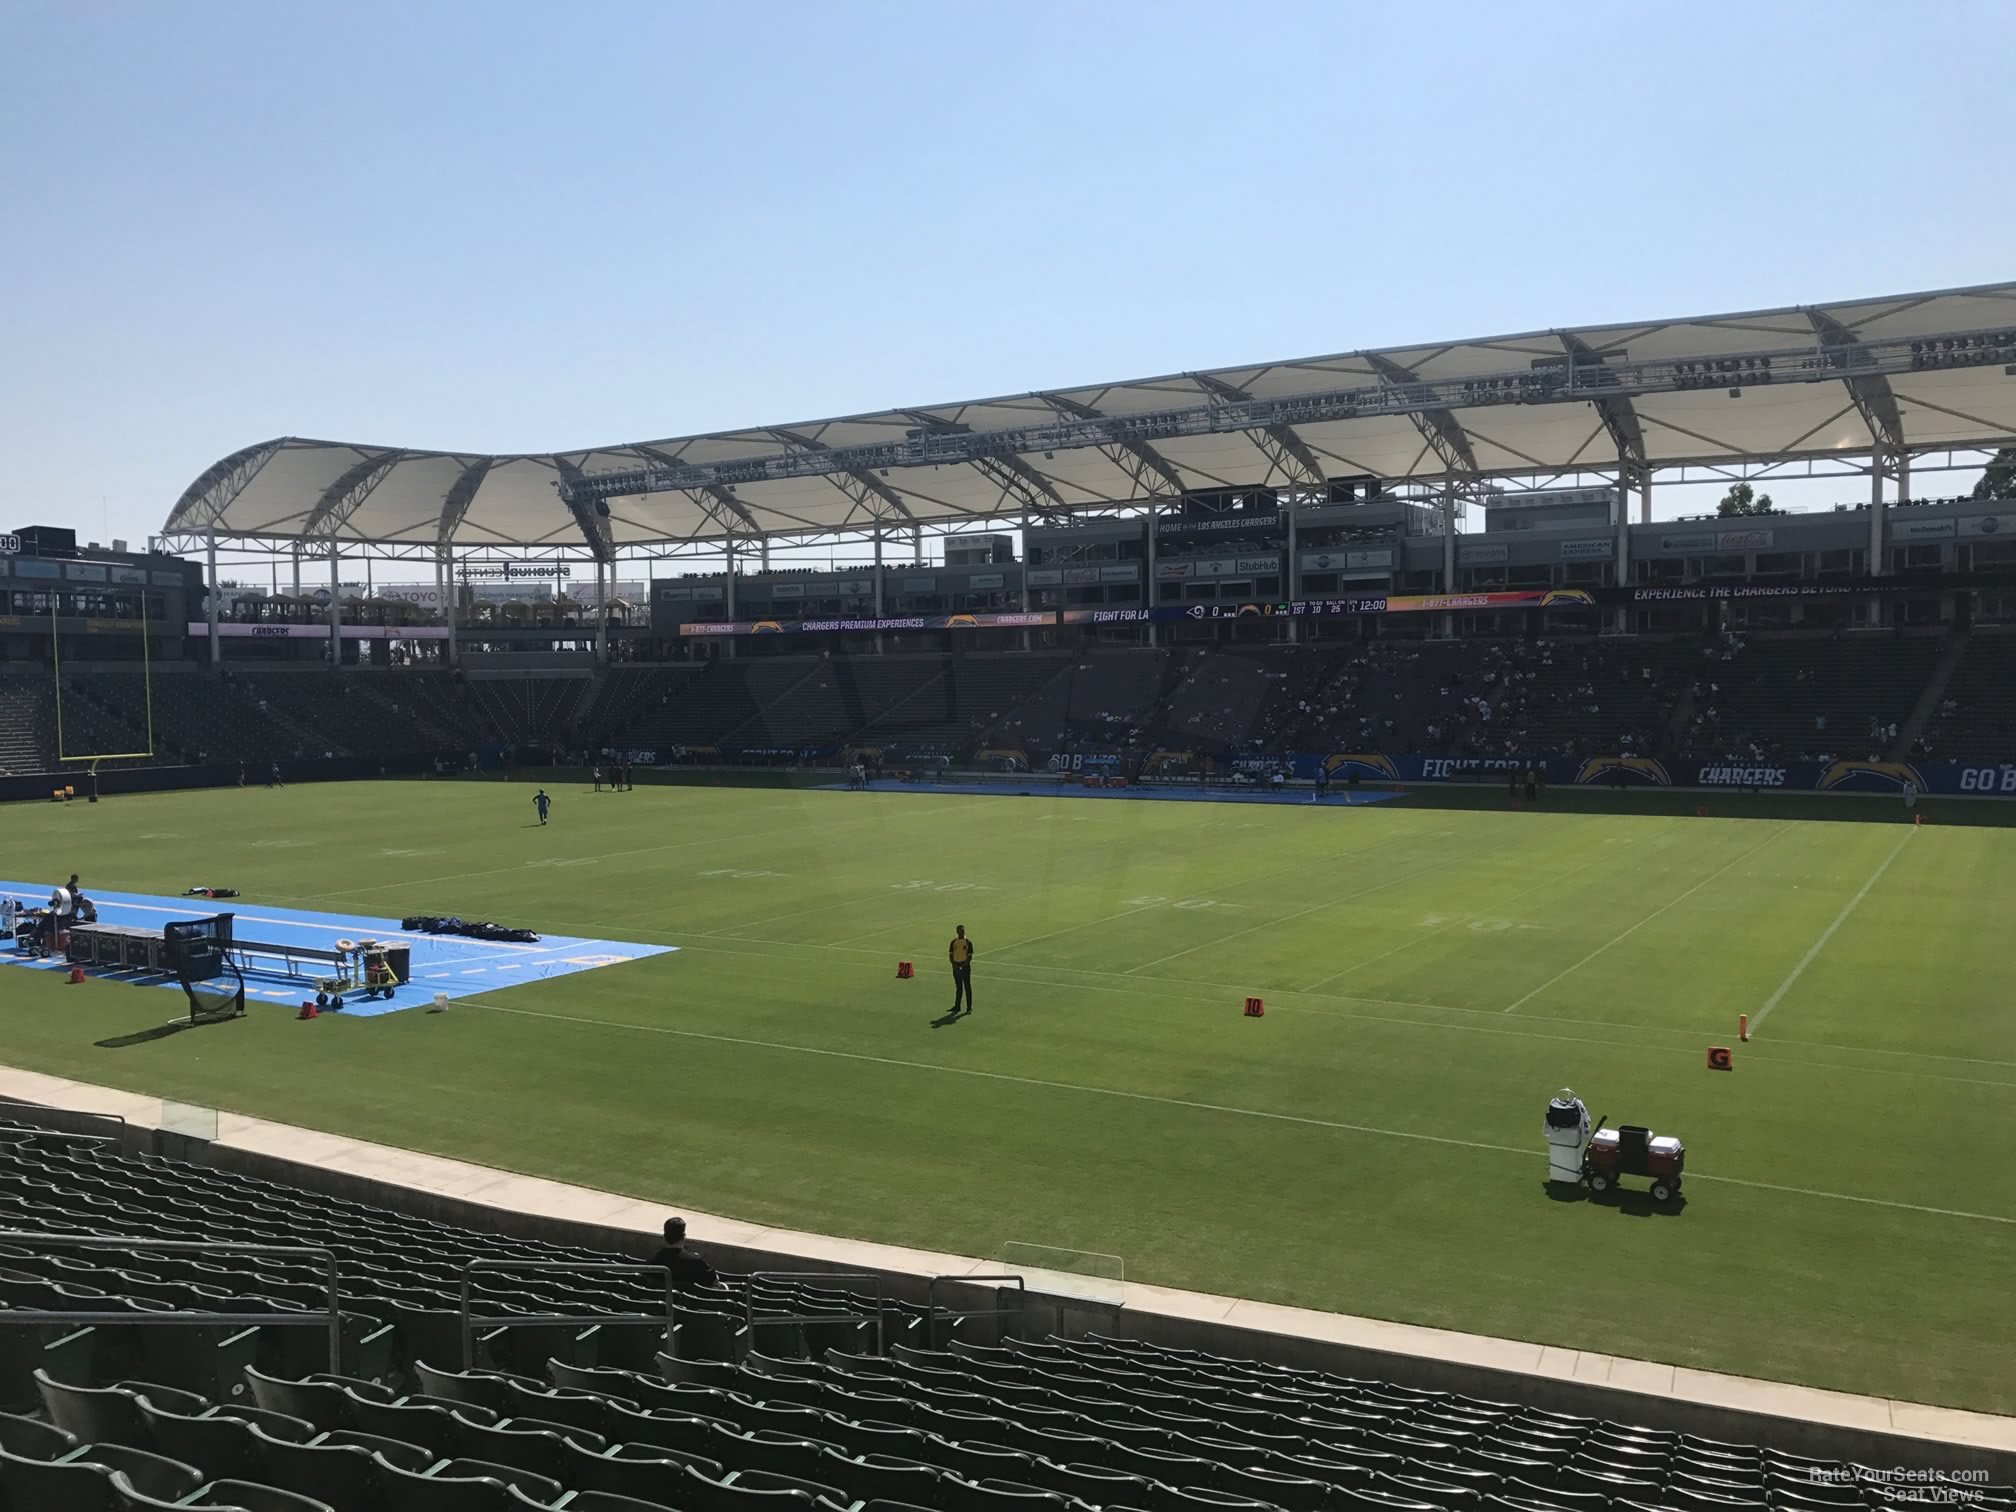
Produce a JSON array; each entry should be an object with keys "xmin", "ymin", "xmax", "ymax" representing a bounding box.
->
[
  {"xmin": 1540, "ymin": 588, "xmax": 1596, "ymax": 608},
  {"xmin": 1817, "ymin": 760, "xmax": 1926, "ymax": 793},
  {"xmin": 752, "ymin": 620, "xmax": 784, "ymax": 634},
  {"xmin": 944, "ymin": 614, "xmax": 979, "ymax": 628},
  {"xmin": 1575, "ymin": 756, "xmax": 1671, "ymax": 787},
  {"xmin": 1324, "ymin": 753, "xmax": 1399, "ymax": 780}
]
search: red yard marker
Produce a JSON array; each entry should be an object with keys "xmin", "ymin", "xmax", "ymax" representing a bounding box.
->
[{"xmin": 1243, "ymin": 997, "xmax": 1265, "ymax": 1018}]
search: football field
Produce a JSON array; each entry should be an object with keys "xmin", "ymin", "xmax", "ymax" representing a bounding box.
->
[{"xmin": 1, "ymin": 778, "xmax": 2012, "ymax": 1415}]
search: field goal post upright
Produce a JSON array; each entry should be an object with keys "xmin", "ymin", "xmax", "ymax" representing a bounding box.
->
[{"xmin": 51, "ymin": 583, "xmax": 156, "ymax": 788}]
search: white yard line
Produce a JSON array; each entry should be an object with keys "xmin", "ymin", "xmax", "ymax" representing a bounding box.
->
[
  {"xmin": 1500, "ymin": 824, "xmax": 1789, "ymax": 1013},
  {"xmin": 1299, "ymin": 845, "xmax": 1623, "ymax": 995},
  {"xmin": 1748, "ymin": 829, "xmax": 1914, "ymax": 1037},
  {"xmin": 1121, "ymin": 829, "xmax": 1494, "ymax": 975},
  {"xmin": 462, "ymin": 999, "xmax": 2016, "ymax": 1229}
]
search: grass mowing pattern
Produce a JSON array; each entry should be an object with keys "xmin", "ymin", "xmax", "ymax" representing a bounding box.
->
[{"xmin": 1, "ymin": 779, "xmax": 2011, "ymax": 1414}]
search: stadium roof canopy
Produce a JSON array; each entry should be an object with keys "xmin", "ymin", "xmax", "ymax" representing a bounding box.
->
[{"xmin": 165, "ymin": 282, "xmax": 2016, "ymax": 555}]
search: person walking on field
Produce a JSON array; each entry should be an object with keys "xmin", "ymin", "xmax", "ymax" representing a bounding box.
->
[
  {"xmin": 948, "ymin": 925, "xmax": 974, "ymax": 1017},
  {"xmin": 533, "ymin": 788, "xmax": 551, "ymax": 825}
]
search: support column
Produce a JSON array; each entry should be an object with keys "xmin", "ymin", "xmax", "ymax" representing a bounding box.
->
[
  {"xmin": 291, "ymin": 545, "xmax": 301, "ymax": 598},
  {"xmin": 1440, "ymin": 483, "xmax": 1458, "ymax": 640},
  {"xmin": 1144, "ymin": 505, "xmax": 1158, "ymax": 648},
  {"xmin": 1869, "ymin": 451, "xmax": 1888, "ymax": 575},
  {"xmin": 205, "ymin": 531, "xmax": 220, "ymax": 667},
  {"xmin": 723, "ymin": 540, "xmax": 737, "ymax": 659},
  {"xmin": 328, "ymin": 546, "xmax": 341, "ymax": 670},
  {"xmin": 1284, "ymin": 495, "xmax": 1299, "ymax": 643},
  {"xmin": 912, "ymin": 525, "xmax": 923, "ymax": 566},
  {"xmin": 1639, "ymin": 477, "xmax": 1652, "ymax": 527},
  {"xmin": 443, "ymin": 546, "xmax": 459, "ymax": 668},
  {"xmin": 873, "ymin": 531, "xmax": 885, "ymax": 655},
  {"xmin": 1019, "ymin": 511, "xmax": 1032, "ymax": 653},
  {"xmin": 1614, "ymin": 473, "xmax": 1634, "ymax": 635},
  {"xmin": 593, "ymin": 559, "xmax": 609, "ymax": 665}
]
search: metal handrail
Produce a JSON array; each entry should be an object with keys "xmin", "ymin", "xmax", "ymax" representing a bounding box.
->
[
  {"xmin": 745, "ymin": 1271, "xmax": 887, "ymax": 1355},
  {"xmin": 458, "ymin": 1258, "xmax": 674, "ymax": 1370},
  {"xmin": 0, "ymin": 1232, "xmax": 342, "ymax": 1369},
  {"xmin": 927, "ymin": 1272, "xmax": 1026, "ymax": 1344},
  {"xmin": 0, "ymin": 1098, "xmax": 127, "ymax": 1134}
]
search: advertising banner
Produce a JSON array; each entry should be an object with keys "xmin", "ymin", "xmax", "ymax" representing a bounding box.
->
[
  {"xmin": 1157, "ymin": 512, "xmax": 1280, "ymax": 538},
  {"xmin": 1488, "ymin": 487, "xmax": 1617, "ymax": 512},
  {"xmin": 1301, "ymin": 549, "xmax": 1393, "ymax": 571},
  {"xmin": 1223, "ymin": 751, "xmax": 2016, "ymax": 797},
  {"xmin": 186, "ymin": 622, "xmax": 450, "ymax": 640},
  {"xmin": 1715, "ymin": 528, "xmax": 1774, "ymax": 551},
  {"xmin": 1893, "ymin": 518, "xmax": 1956, "ymax": 541},
  {"xmin": 1559, "ymin": 538, "xmax": 1614, "ymax": 561},
  {"xmin": 1099, "ymin": 564, "xmax": 1143, "ymax": 583},
  {"xmin": 680, "ymin": 574, "xmax": 1991, "ymax": 635},
  {"xmin": 459, "ymin": 563, "xmax": 573, "ymax": 581},
  {"xmin": 679, "ymin": 610, "xmax": 1050, "ymax": 636},
  {"xmin": 968, "ymin": 572, "xmax": 1006, "ymax": 590}
]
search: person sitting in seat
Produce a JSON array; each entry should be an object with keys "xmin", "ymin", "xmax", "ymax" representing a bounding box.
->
[{"xmin": 647, "ymin": 1216, "xmax": 718, "ymax": 1289}]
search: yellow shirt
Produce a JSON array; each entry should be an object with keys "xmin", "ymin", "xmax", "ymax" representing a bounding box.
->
[{"xmin": 949, "ymin": 936, "xmax": 972, "ymax": 965}]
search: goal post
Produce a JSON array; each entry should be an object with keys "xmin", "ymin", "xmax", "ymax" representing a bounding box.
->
[{"xmin": 51, "ymin": 588, "xmax": 155, "ymax": 766}]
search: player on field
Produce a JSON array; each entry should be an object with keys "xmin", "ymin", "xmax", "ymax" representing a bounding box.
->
[
  {"xmin": 948, "ymin": 925, "xmax": 974, "ymax": 1017},
  {"xmin": 533, "ymin": 788, "xmax": 551, "ymax": 825},
  {"xmin": 1313, "ymin": 764, "xmax": 1328, "ymax": 803}
]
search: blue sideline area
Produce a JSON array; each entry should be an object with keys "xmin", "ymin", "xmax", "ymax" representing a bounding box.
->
[
  {"xmin": 0, "ymin": 883, "xmax": 673, "ymax": 1017},
  {"xmin": 821, "ymin": 779, "xmax": 1405, "ymax": 806}
]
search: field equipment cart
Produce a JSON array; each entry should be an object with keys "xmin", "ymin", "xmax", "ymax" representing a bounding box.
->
[{"xmin": 1583, "ymin": 1119, "xmax": 1685, "ymax": 1203}]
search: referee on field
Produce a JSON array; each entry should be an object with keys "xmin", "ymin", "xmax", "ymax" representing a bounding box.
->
[{"xmin": 948, "ymin": 925, "xmax": 974, "ymax": 1017}]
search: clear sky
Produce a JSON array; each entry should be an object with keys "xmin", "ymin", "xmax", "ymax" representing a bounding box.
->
[{"xmin": 3, "ymin": 0, "xmax": 2011, "ymax": 561}]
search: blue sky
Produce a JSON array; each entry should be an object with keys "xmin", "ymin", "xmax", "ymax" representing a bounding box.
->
[{"xmin": 2, "ymin": 0, "xmax": 2011, "ymax": 554}]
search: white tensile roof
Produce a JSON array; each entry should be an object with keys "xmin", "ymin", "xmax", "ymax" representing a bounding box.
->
[{"xmin": 165, "ymin": 283, "xmax": 2016, "ymax": 550}]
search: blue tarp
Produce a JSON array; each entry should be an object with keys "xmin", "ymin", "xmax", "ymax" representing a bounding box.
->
[{"xmin": 0, "ymin": 884, "xmax": 673, "ymax": 1017}]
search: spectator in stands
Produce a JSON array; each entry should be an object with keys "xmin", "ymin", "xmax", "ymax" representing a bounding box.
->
[{"xmin": 648, "ymin": 1216, "xmax": 718, "ymax": 1289}]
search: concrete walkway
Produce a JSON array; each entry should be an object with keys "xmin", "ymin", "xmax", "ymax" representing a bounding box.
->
[{"xmin": 2, "ymin": 1062, "xmax": 2011, "ymax": 1455}]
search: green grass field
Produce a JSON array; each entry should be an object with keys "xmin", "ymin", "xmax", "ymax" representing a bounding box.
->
[{"xmin": 1, "ymin": 779, "xmax": 2011, "ymax": 1415}]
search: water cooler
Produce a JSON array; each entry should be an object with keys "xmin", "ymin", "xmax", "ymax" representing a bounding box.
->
[{"xmin": 1544, "ymin": 1088, "xmax": 1590, "ymax": 1184}]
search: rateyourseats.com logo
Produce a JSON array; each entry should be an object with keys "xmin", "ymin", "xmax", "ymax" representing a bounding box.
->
[{"xmin": 1808, "ymin": 1469, "xmax": 1991, "ymax": 1504}]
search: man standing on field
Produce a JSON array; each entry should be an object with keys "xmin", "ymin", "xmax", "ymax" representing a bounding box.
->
[{"xmin": 948, "ymin": 925, "xmax": 974, "ymax": 1017}]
